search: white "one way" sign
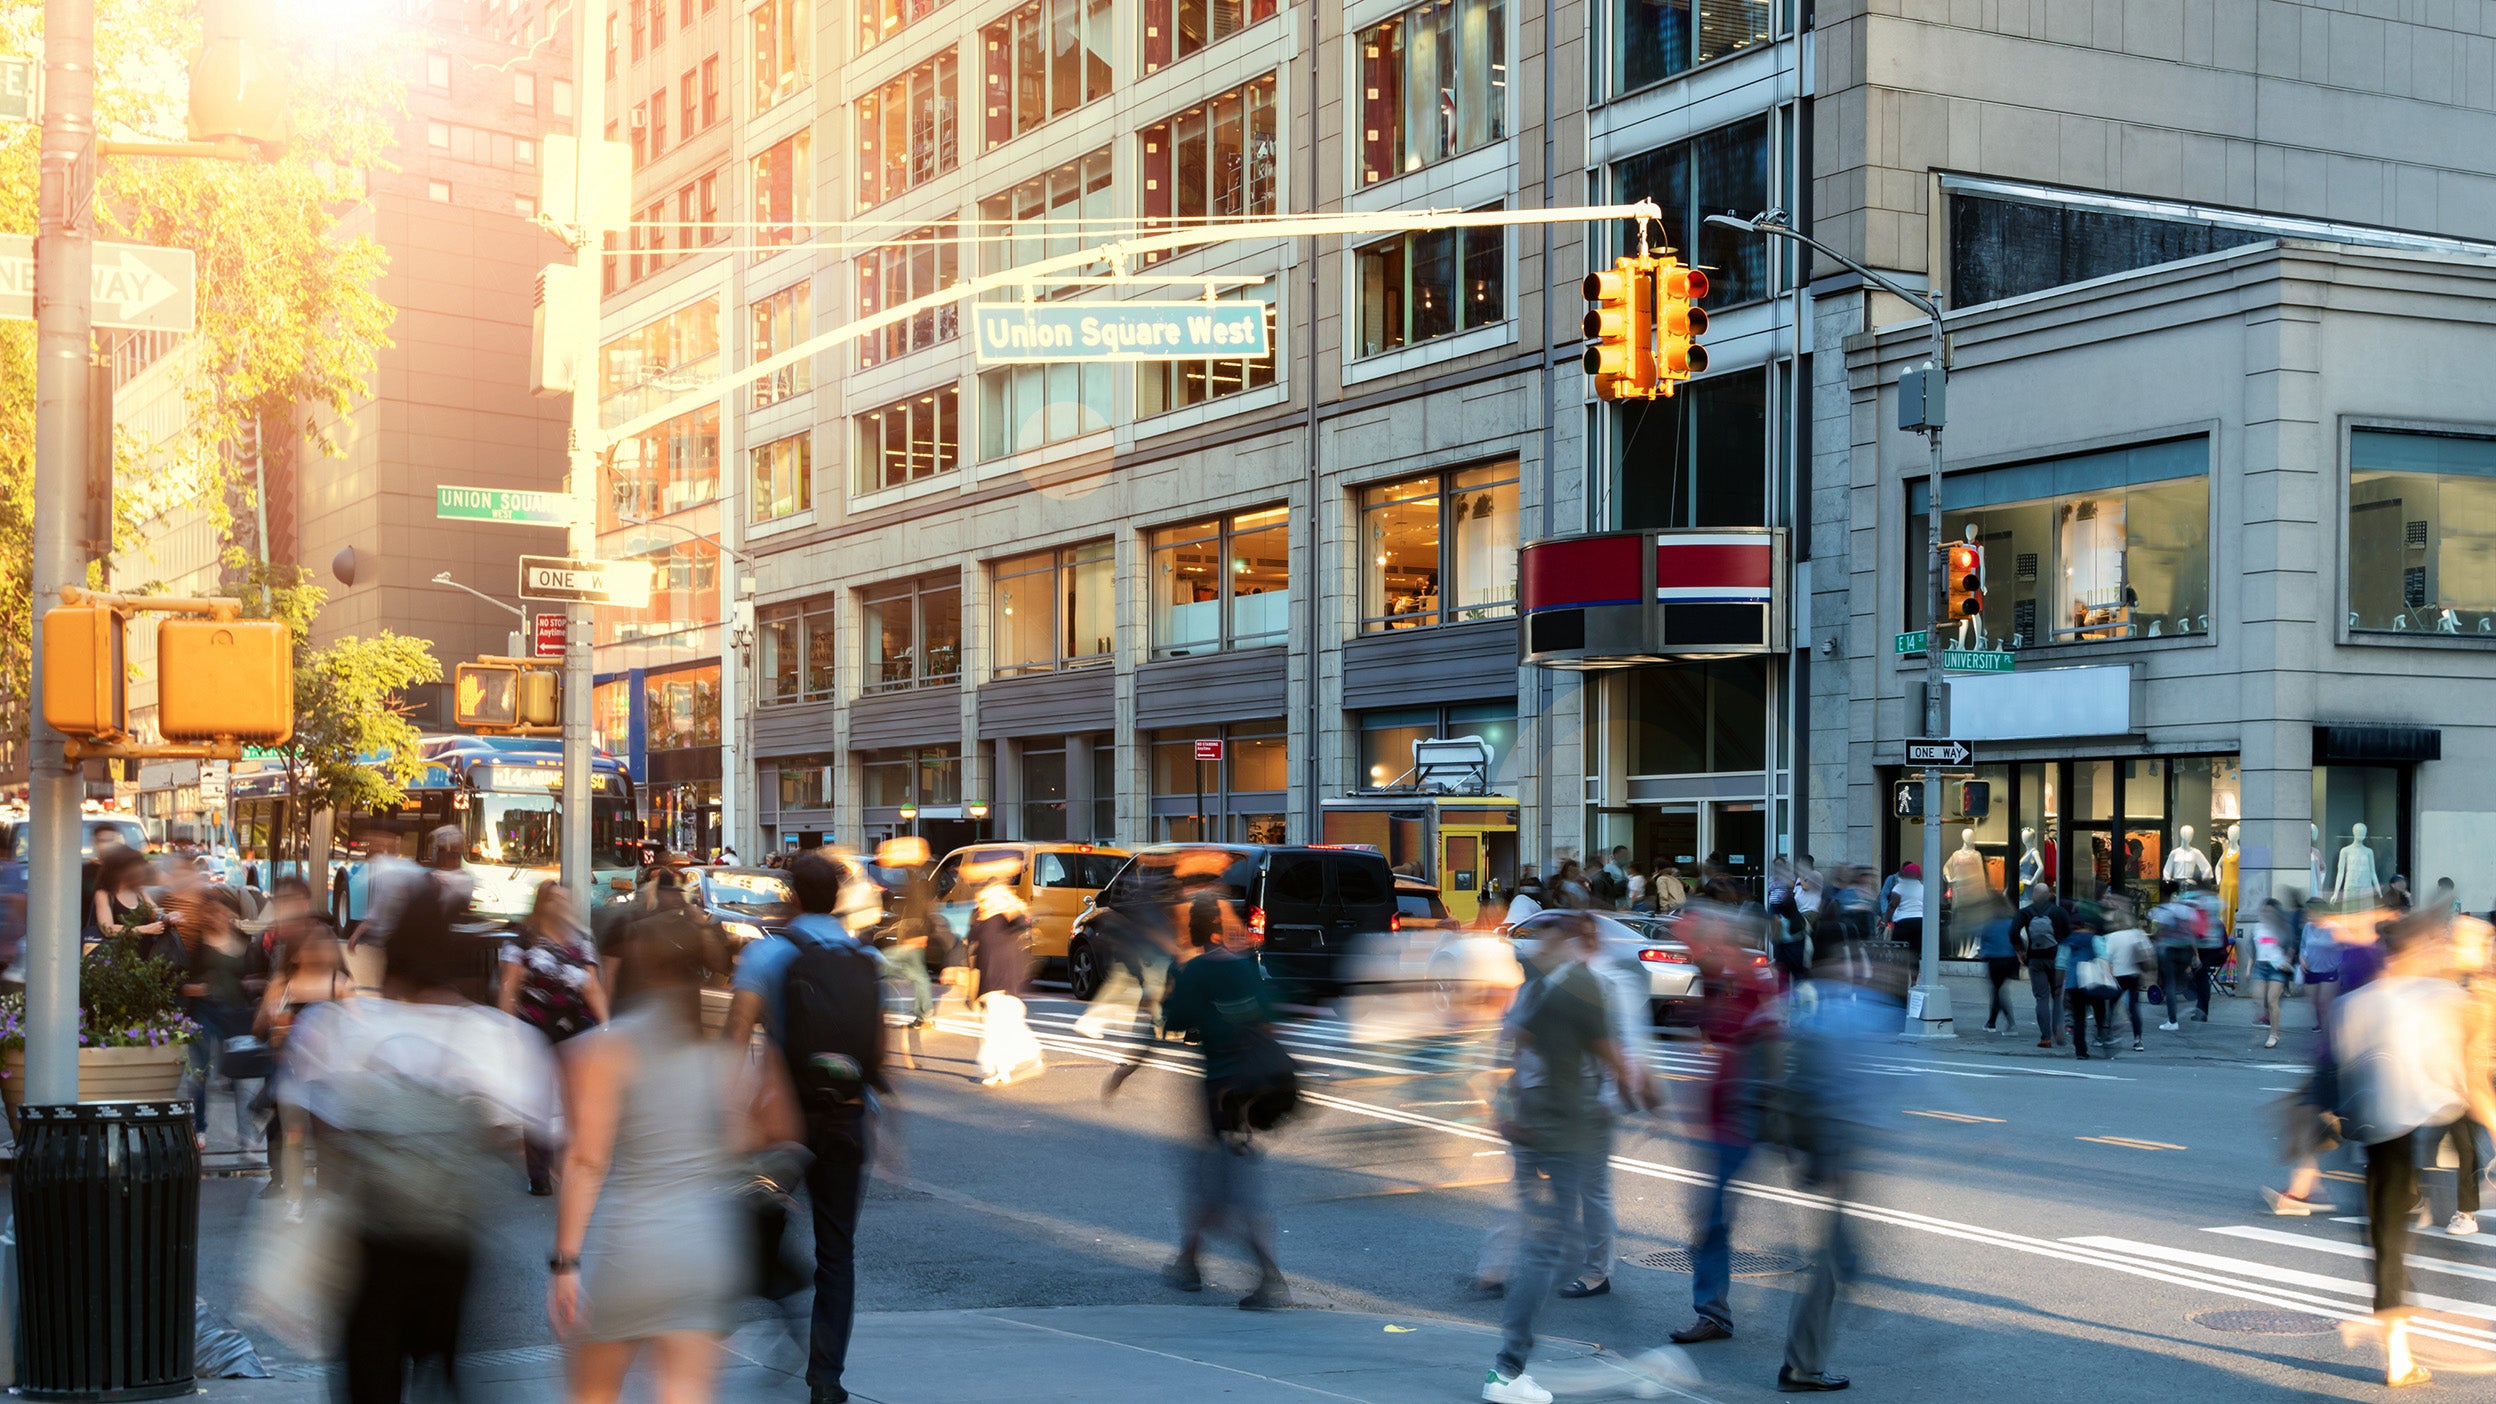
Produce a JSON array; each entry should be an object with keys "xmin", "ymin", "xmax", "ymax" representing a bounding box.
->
[{"xmin": 0, "ymin": 233, "xmax": 198, "ymax": 333}]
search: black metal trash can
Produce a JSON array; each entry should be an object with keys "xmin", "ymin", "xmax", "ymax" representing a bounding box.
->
[{"xmin": 12, "ymin": 1101, "xmax": 199, "ymax": 1401}]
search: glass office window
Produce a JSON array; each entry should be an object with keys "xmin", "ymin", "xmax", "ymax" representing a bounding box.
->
[
  {"xmin": 1620, "ymin": 0, "xmax": 1771, "ymax": 92},
  {"xmin": 858, "ymin": 222, "xmax": 961, "ymax": 367},
  {"xmin": 1357, "ymin": 0, "xmax": 1507, "ymax": 185},
  {"xmin": 1359, "ymin": 460, "xmax": 1519, "ymax": 629},
  {"xmin": 2348, "ymin": 428, "xmax": 2496, "ymax": 635},
  {"xmin": 992, "ymin": 541, "xmax": 1115, "ymax": 675},
  {"xmin": 1355, "ymin": 212, "xmax": 1504, "ymax": 356},
  {"xmin": 1149, "ymin": 507, "xmax": 1289, "ymax": 657},
  {"xmin": 858, "ymin": 49, "xmax": 960, "ymax": 209},
  {"xmin": 856, "ymin": 384, "xmax": 961, "ymax": 492},
  {"xmin": 750, "ymin": 433, "xmax": 812, "ymax": 521},
  {"xmin": 1611, "ymin": 115, "xmax": 1770, "ymax": 308},
  {"xmin": 982, "ymin": 0, "xmax": 1113, "ymax": 148},
  {"xmin": 1141, "ymin": 0, "xmax": 1278, "ymax": 72},
  {"xmin": 860, "ymin": 574, "xmax": 963, "ymax": 693}
]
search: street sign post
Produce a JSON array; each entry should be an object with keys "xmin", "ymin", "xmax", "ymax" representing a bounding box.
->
[
  {"xmin": 437, "ymin": 485, "xmax": 577, "ymax": 525},
  {"xmin": 971, "ymin": 301, "xmax": 1269, "ymax": 363},
  {"xmin": 0, "ymin": 233, "xmax": 196, "ymax": 333},
  {"xmin": 0, "ymin": 57, "xmax": 33, "ymax": 122},
  {"xmin": 1193, "ymin": 739, "xmax": 1224, "ymax": 761},
  {"xmin": 532, "ymin": 612, "xmax": 568, "ymax": 658},
  {"xmin": 518, "ymin": 555, "xmax": 652, "ymax": 607},
  {"xmin": 1905, "ymin": 739, "xmax": 1972, "ymax": 767}
]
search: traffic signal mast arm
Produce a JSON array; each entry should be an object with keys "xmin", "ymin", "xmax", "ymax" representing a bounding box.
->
[{"xmin": 589, "ymin": 202, "xmax": 1665, "ymax": 452}]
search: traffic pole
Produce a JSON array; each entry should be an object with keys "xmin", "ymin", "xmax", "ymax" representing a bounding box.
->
[
  {"xmin": 556, "ymin": 7, "xmax": 605, "ymax": 904},
  {"xmin": 1909, "ymin": 316, "xmax": 1952, "ymax": 1039},
  {"xmin": 23, "ymin": 0, "xmax": 98, "ymax": 1105}
]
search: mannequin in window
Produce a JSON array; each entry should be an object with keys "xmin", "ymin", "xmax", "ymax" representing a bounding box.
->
[
  {"xmin": 1943, "ymin": 828, "xmax": 1987, "ymax": 903},
  {"xmin": 2017, "ymin": 827, "xmax": 2044, "ymax": 891},
  {"xmin": 2217, "ymin": 823, "xmax": 2242, "ymax": 934},
  {"xmin": 2331, "ymin": 823, "xmax": 2382, "ymax": 904},
  {"xmin": 2310, "ymin": 823, "xmax": 2328, "ymax": 895},
  {"xmin": 2164, "ymin": 824, "xmax": 2214, "ymax": 892}
]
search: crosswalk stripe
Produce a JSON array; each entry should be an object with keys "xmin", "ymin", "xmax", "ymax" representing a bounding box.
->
[
  {"xmin": 2328, "ymin": 1216, "xmax": 2496, "ymax": 1251},
  {"xmin": 2205, "ymin": 1226, "xmax": 2496, "ymax": 1285},
  {"xmin": 2066, "ymin": 1237, "xmax": 2496, "ymax": 1324},
  {"xmin": 2076, "ymin": 1136, "xmax": 2186, "ymax": 1150},
  {"xmin": 1906, "ymin": 1109, "xmax": 2004, "ymax": 1123}
]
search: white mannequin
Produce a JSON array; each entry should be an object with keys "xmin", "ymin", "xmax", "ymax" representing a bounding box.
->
[
  {"xmin": 2310, "ymin": 823, "xmax": 2327, "ymax": 893},
  {"xmin": 1943, "ymin": 826, "xmax": 1987, "ymax": 898},
  {"xmin": 2017, "ymin": 826, "xmax": 2043, "ymax": 888},
  {"xmin": 2332, "ymin": 822, "xmax": 2381, "ymax": 903},
  {"xmin": 2165, "ymin": 823, "xmax": 2214, "ymax": 884},
  {"xmin": 2225, "ymin": 823, "xmax": 2240, "ymax": 856}
]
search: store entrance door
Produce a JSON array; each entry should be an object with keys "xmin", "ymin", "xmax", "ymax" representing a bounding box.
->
[
  {"xmin": 1710, "ymin": 803, "xmax": 1766, "ymax": 900},
  {"xmin": 1637, "ymin": 807, "xmax": 1701, "ymax": 881}
]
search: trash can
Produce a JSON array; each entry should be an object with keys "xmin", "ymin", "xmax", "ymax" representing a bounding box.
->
[{"xmin": 11, "ymin": 1102, "xmax": 198, "ymax": 1401}]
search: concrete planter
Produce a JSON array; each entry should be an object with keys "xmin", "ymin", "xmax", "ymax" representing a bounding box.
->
[{"xmin": 1, "ymin": 1042, "xmax": 192, "ymax": 1129}]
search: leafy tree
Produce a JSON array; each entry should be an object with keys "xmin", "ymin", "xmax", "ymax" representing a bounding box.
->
[
  {"xmin": 0, "ymin": 1, "xmax": 402, "ymax": 739},
  {"xmin": 238, "ymin": 563, "xmax": 440, "ymax": 887}
]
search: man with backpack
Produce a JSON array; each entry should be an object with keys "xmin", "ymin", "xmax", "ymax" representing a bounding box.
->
[
  {"xmin": 723, "ymin": 852, "xmax": 887, "ymax": 1404},
  {"xmin": 2016, "ymin": 883, "xmax": 2070, "ymax": 1047}
]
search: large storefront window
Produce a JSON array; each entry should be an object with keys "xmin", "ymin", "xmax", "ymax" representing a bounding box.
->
[
  {"xmin": 645, "ymin": 664, "xmax": 722, "ymax": 750},
  {"xmin": 757, "ymin": 596, "xmax": 836, "ymax": 705},
  {"xmin": 1615, "ymin": 366, "xmax": 1765, "ymax": 529},
  {"xmin": 1358, "ymin": 460, "xmax": 1520, "ymax": 630},
  {"xmin": 1357, "ymin": 0, "xmax": 1506, "ymax": 185},
  {"xmin": 1357, "ymin": 703, "xmax": 1518, "ymax": 790},
  {"xmin": 1149, "ymin": 506, "xmax": 1289, "ymax": 657},
  {"xmin": 1906, "ymin": 436, "xmax": 2210, "ymax": 649},
  {"xmin": 1630, "ymin": 658, "xmax": 1766, "ymax": 775},
  {"xmin": 1149, "ymin": 719, "xmax": 1286, "ymax": 843},
  {"xmin": 861, "ymin": 746, "xmax": 963, "ymax": 807},
  {"xmin": 1612, "ymin": 116, "xmax": 1770, "ymax": 308},
  {"xmin": 861, "ymin": 573, "xmax": 962, "ymax": 693},
  {"xmin": 1619, "ymin": 0, "xmax": 1771, "ymax": 93},
  {"xmin": 992, "ymin": 541, "xmax": 1114, "ymax": 676},
  {"xmin": 2348, "ymin": 428, "xmax": 2496, "ymax": 635}
]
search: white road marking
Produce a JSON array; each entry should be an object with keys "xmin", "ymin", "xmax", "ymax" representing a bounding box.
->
[
  {"xmin": 2066, "ymin": 1237, "xmax": 2496, "ymax": 1325},
  {"xmin": 936, "ymin": 1015, "xmax": 2496, "ymax": 1353},
  {"xmin": 2329, "ymin": 1216, "xmax": 2496, "ymax": 1251},
  {"xmin": 2206, "ymin": 1226, "xmax": 2496, "ymax": 1285}
]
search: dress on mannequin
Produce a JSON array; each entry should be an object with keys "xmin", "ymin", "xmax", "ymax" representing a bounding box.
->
[
  {"xmin": 2331, "ymin": 824, "xmax": 2381, "ymax": 903},
  {"xmin": 2017, "ymin": 828, "xmax": 2043, "ymax": 890},
  {"xmin": 1943, "ymin": 830, "xmax": 1987, "ymax": 901},
  {"xmin": 2217, "ymin": 824, "xmax": 2241, "ymax": 933}
]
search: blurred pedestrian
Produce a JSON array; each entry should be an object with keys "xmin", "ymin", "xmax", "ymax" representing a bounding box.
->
[
  {"xmin": 1774, "ymin": 949, "xmax": 1906, "ymax": 1393},
  {"xmin": 2334, "ymin": 910, "xmax": 2496, "ymax": 1387},
  {"xmin": 722, "ymin": 852, "xmax": 888, "ymax": 1404},
  {"xmin": 1883, "ymin": 862, "xmax": 1925, "ymax": 952},
  {"xmin": 2103, "ymin": 900, "xmax": 2155, "ymax": 1052},
  {"xmin": 500, "ymin": 881, "xmax": 609, "ymax": 1195},
  {"xmin": 1670, "ymin": 883, "xmax": 1780, "ymax": 1350},
  {"xmin": 2299, "ymin": 898, "xmax": 2341, "ymax": 1032},
  {"xmin": 181, "ymin": 886, "xmax": 269, "ymax": 1146},
  {"xmin": 2016, "ymin": 883, "xmax": 2068, "ymax": 1047},
  {"xmin": 2251, "ymin": 898, "xmax": 2297, "ymax": 1049},
  {"xmin": 1161, "ymin": 893, "xmax": 1295, "ymax": 1312},
  {"xmin": 2152, "ymin": 901, "xmax": 2199, "ymax": 1036},
  {"xmin": 0, "ymin": 826, "xmax": 27, "ymax": 987},
  {"xmin": 2185, "ymin": 880, "xmax": 2226, "ymax": 1020},
  {"xmin": 1549, "ymin": 859, "xmax": 1592, "ymax": 910},
  {"xmin": 253, "ymin": 879, "xmax": 350, "ymax": 1204},
  {"xmin": 1480, "ymin": 912, "xmax": 1656, "ymax": 1404},
  {"xmin": 93, "ymin": 846, "xmax": 171, "ymax": 957},
  {"xmin": 1970, "ymin": 893, "xmax": 2019, "ymax": 1034},
  {"xmin": 2059, "ymin": 907, "xmax": 2116, "ymax": 1060},
  {"xmin": 279, "ymin": 903, "xmax": 554, "ymax": 1404},
  {"xmin": 965, "ymin": 864, "xmax": 1040, "ymax": 1086},
  {"xmin": 548, "ymin": 911, "xmax": 797, "ymax": 1404}
]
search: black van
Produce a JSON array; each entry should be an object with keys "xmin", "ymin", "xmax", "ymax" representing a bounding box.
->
[{"xmin": 1065, "ymin": 843, "xmax": 1400, "ymax": 999}]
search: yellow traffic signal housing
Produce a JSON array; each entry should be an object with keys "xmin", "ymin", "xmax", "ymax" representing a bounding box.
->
[
  {"xmin": 1581, "ymin": 258, "xmax": 1656, "ymax": 400},
  {"xmin": 515, "ymin": 670, "xmax": 560, "ymax": 728},
  {"xmin": 1948, "ymin": 541, "xmax": 1986, "ymax": 622},
  {"xmin": 1655, "ymin": 261, "xmax": 1712, "ymax": 389},
  {"xmin": 188, "ymin": 0, "xmax": 293, "ymax": 155},
  {"xmin": 41, "ymin": 604, "xmax": 126, "ymax": 740},
  {"xmin": 455, "ymin": 662, "xmax": 521, "ymax": 730},
  {"xmin": 158, "ymin": 618, "xmax": 293, "ymax": 744}
]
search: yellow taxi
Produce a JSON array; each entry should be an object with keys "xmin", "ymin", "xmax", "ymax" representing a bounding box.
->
[{"xmin": 931, "ymin": 842, "xmax": 1131, "ymax": 975}]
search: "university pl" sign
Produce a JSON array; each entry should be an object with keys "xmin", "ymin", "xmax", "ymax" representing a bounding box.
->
[{"xmin": 972, "ymin": 301, "xmax": 1269, "ymax": 363}]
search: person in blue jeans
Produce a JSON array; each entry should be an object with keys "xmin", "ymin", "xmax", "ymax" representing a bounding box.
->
[{"xmin": 1668, "ymin": 888, "xmax": 1779, "ymax": 1349}]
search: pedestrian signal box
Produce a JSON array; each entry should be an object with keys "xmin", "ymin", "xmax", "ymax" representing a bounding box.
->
[
  {"xmin": 455, "ymin": 659, "xmax": 560, "ymax": 733},
  {"xmin": 1893, "ymin": 781, "xmax": 1925, "ymax": 818},
  {"xmin": 40, "ymin": 604, "xmax": 126, "ymax": 740},
  {"xmin": 157, "ymin": 618, "xmax": 292, "ymax": 744},
  {"xmin": 1959, "ymin": 781, "xmax": 1991, "ymax": 818}
]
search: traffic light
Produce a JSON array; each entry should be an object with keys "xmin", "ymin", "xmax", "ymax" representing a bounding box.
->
[
  {"xmin": 1948, "ymin": 540, "xmax": 1986, "ymax": 623},
  {"xmin": 455, "ymin": 662, "xmax": 520, "ymax": 729},
  {"xmin": 1582, "ymin": 257, "xmax": 1655, "ymax": 400},
  {"xmin": 157, "ymin": 618, "xmax": 293, "ymax": 744},
  {"xmin": 40, "ymin": 603, "xmax": 126, "ymax": 740},
  {"xmin": 1655, "ymin": 261, "xmax": 1711, "ymax": 389},
  {"xmin": 188, "ymin": 0, "xmax": 292, "ymax": 156}
]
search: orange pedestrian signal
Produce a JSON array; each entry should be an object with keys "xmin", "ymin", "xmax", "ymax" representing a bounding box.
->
[
  {"xmin": 157, "ymin": 618, "xmax": 293, "ymax": 744},
  {"xmin": 40, "ymin": 604, "xmax": 126, "ymax": 740},
  {"xmin": 455, "ymin": 662, "xmax": 520, "ymax": 729}
]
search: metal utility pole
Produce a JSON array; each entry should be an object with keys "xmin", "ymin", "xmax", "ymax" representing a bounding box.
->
[
  {"xmin": 1705, "ymin": 210, "xmax": 1952, "ymax": 1036},
  {"xmin": 23, "ymin": 0, "xmax": 98, "ymax": 1105},
  {"xmin": 558, "ymin": 16, "xmax": 607, "ymax": 900}
]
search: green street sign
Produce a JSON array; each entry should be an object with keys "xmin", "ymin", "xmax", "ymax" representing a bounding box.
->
[
  {"xmin": 0, "ymin": 58, "xmax": 34, "ymax": 124},
  {"xmin": 437, "ymin": 485, "xmax": 575, "ymax": 525},
  {"xmin": 1894, "ymin": 630, "xmax": 1927, "ymax": 655},
  {"xmin": 1943, "ymin": 649, "xmax": 2016, "ymax": 674}
]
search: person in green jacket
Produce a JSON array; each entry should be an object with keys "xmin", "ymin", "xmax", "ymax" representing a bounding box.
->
[{"xmin": 1158, "ymin": 891, "xmax": 1288, "ymax": 1311}]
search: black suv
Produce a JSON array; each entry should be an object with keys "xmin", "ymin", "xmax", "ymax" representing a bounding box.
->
[{"xmin": 1066, "ymin": 844, "xmax": 1400, "ymax": 1000}]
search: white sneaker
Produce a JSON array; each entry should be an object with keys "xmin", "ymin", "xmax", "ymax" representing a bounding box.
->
[
  {"xmin": 1483, "ymin": 1369, "xmax": 1553, "ymax": 1404},
  {"xmin": 2451, "ymin": 1212, "xmax": 2480, "ymax": 1236},
  {"xmin": 2158, "ymin": 1021, "xmax": 2180, "ymax": 1032}
]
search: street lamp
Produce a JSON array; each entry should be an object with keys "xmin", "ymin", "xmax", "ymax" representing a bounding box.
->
[
  {"xmin": 430, "ymin": 570, "xmax": 528, "ymax": 620},
  {"xmin": 1705, "ymin": 209, "xmax": 1955, "ymax": 1038}
]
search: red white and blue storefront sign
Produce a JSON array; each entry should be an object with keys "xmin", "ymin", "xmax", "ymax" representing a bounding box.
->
[{"xmin": 1518, "ymin": 527, "xmax": 1786, "ymax": 668}]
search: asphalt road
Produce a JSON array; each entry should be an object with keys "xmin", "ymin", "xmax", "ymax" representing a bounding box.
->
[{"xmin": 191, "ymin": 987, "xmax": 2496, "ymax": 1401}]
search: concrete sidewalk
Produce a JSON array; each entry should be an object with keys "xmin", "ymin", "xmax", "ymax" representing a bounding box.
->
[
  {"xmin": 1926, "ymin": 960, "xmax": 2317, "ymax": 1063},
  {"xmin": 196, "ymin": 1305, "xmax": 1663, "ymax": 1404}
]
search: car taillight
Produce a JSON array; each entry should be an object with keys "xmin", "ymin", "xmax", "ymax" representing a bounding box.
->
[
  {"xmin": 1248, "ymin": 905, "xmax": 1266, "ymax": 939},
  {"xmin": 1391, "ymin": 910, "xmax": 1402, "ymax": 933},
  {"xmin": 1638, "ymin": 947, "xmax": 1693, "ymax": 964},
  {"xmin": 1753, "ymin": 954, "xmax": 1771, "ymax": 966}
]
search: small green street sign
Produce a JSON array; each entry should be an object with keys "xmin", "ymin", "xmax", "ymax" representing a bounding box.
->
[
  {"xmin": 437, "ymin": 485, "xmax": 574, "ymax": 525},
  {"xmin": 1894, "ymin": 630, "xmax": 1927, "ymax": 655},
  {"xmin": 1943, "ymin": 649, "xmax": 2017, "ymax": 674},
  {"xmin": 0, "ymin": 58, "xmax": 34, "ymax": 124}
]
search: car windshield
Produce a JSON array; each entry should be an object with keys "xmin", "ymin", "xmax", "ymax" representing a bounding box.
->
[{"xmin": 705, "ymin": 871, "xmax": 795, "ymax": 917}]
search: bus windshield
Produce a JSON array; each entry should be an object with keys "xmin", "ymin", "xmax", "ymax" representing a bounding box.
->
[{"xmin": 467, "ymin": 792, "xmax": 640, "ymax": 871}]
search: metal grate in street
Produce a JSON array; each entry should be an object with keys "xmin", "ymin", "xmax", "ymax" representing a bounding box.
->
[
  {"xmin": 1629, "ymin": 1247, "xmax": 1804, "ymax": 1276},
  {"xmin": 2187, "ymin": 1308, "xmax": 2337, "ymax": 1335}
]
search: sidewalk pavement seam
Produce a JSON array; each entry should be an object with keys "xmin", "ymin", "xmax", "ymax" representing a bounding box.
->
[{"xmin": 971, "ymin": 1311, "xmax": 1380, "ymax": 1402}]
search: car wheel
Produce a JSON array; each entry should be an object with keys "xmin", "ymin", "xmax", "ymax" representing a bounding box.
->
[{"xmin": 1068, "ymin": 938, "xmax": 1103, "ymax": 1001}]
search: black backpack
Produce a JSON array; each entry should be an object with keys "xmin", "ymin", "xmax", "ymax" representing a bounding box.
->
[{"xmin": 779, "ymin": 933, "xmax": 887, "ymax": 1117}]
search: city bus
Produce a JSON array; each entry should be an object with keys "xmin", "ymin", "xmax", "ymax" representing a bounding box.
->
[{"xmin": 229, "ymin": 734, "xmax": 641, "ymax": 921}]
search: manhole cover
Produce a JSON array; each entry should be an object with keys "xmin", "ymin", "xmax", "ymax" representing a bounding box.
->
[
  {"xmin": 2188, "ymin": 1308, "xmax": 2337, "ymax": 1336},
  {"xmin": 1629, "ymin": 1248, "xmax": 1804, "ymax": 1276}
]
